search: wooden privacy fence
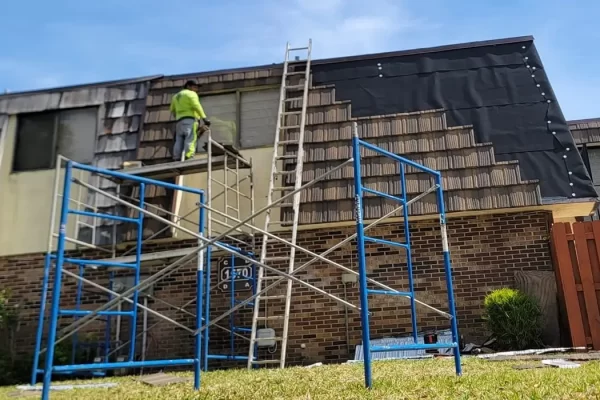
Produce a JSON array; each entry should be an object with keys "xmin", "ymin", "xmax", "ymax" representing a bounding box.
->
[{"xmin": 551, "ymin": 222, "xmax": 600, "ymax": 350}]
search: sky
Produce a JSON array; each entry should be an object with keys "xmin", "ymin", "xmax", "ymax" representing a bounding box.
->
[{"xmin": 0, "ymin": 0, "xmax": 598, "ymax": 120}]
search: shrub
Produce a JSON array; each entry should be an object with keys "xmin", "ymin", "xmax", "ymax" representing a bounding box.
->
[
  {"xmin": 483, "ymin": 288, "xmax": 543, "ymax": 350},
  {"xmin": 0, "ymin": 289, "xmax": 26, "ymax": 385}
]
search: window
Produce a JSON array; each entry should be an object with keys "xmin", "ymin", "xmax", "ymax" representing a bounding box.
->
[
  {"xmin": 195, "ymin": 89, "xmax": 280, "ymax": 151},
  {"xmin": 578, "ymin": 145, "xmax": 600, "ymax": 221},
  {"xmin": 240, "ymin": 89, "xmax": 279, "ymax": 148},
  {"xmin": 197, "ymin": 94, "xmax": 237, "ymax": 151},
  {"xmin": 586, "ymin": 147, "xmax": 600, "ymax": 191},
  {"xmin": 13, "ymin": 107, "xmax": 98, "ymax": 172}
]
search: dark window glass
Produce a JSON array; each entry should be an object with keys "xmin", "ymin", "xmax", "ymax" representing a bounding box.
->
[
  {"xmin": 13, "ymin": 112, "xmax": 56, "ymax": 171},
  {"xmin": 13, "ymin": 108, "xmax": 98, "ymax": 172}
]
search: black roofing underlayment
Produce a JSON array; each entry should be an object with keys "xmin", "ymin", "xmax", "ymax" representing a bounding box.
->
[{"xmin": 311, "ymin": 39, "xmax": 597, "ymax": 200}]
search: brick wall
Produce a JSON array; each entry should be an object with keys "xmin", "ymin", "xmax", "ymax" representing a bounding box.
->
[{"xmin": 0, "ymin": 210, "xmax": 553, "ymax": 368}]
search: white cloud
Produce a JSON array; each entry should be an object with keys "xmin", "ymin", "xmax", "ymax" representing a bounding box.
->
[{"xmin": 211, "ymin": 0, "xmax": 430, "ymax": 63}]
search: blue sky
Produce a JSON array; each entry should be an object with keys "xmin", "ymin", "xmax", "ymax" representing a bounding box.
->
[{"xmin": 1, "ymin": 0, "xmax": 598, "ymax": 120}]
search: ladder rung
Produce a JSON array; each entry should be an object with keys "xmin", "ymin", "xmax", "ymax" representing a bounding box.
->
[
  {"xmin": 286, "ymin": 71, "xmax": 306, "ymax": 76},
  {"xmin": 261, "ymin": 275, "xmax": 282, "ymax": 281},
  {"xmin": 280, "ymin": 125, "xmax": 301, "ymax": 130},
  {"xmin": 284, "ymin": 97, "xmax": 303, "ymax": 102},
  {"xmin": 259, "ymin": 295, "xmax": 287, "ymax": 300},
  {"xmin": 278, "ymin": 140, "xmax": 299, "ymax": 145},
  {"xmin": 254, "ymin": 337, "xmax": 284, "ymax": 343},
  {"xmin": 251, "ymin": 359, "xmax": 281, "ymax": 365},
  {"xmin": 289, "ymin": 46, "xmax": 309, "ymax": 51},
  {"xmin": 264, "ymin": 256, "xmax": 290, "ymax": 262},
  {"xmin": 272, "ymin": 187, "xmax": 295, "ymax": 191},
  {"xmin": 256, "ymin": 315, "xmax": 285, "ymax": 321},
  {"xmin": 285, "ymin": 85, "xmax": 304, "ymax": 90},
  {"xmin": 274, "ymin": 170, "xmax": 295, "ymax": 175},
  {"xmin": 282, "ymin": 111, "xmax": 301, "ymax": 116},
  {"xmin": 275, "ymin": 155, "xmax": 297, "ymax": 159}
]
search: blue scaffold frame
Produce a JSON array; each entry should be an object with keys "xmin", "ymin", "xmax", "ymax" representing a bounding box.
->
[
  {"xmin": 351, "ymin": 122, "xmax": 462, "ymax": 388},
  {"xmin": 31, "ymin": 159, "xmax": 207, "ymax": 400},
  {"xmin": 202, "ymin": 244, "xmax": 257, "ymax": 369}
]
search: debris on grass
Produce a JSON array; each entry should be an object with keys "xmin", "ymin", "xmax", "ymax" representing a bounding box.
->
[
  {"xmin": 541, "ymin": 359, "xmax": 581, "ymax": 369},
  {"xmin": 136, "ymin": 372, "xmax": 190, "ymax": 386},
  {"xmin": 477, "ymin": 347, "xmax": 587, "ymax": 359},
  {"xmin": 511, "ymin": 364, "xmax": 549, "ymax": 370},
  {"xmin": 305, "ymin": 362, "xmax": 323, "ymax": 368}
]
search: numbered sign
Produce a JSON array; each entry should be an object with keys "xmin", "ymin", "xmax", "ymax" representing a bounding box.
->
[{"xmin": 217, "ymin": 256, "xmax": 254, "ymax": 292}]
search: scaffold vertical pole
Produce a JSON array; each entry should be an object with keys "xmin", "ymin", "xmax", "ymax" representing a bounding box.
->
[
  {"xmin": 31, "ymin": 156, "xmax": 62, "ymax": 386},
  {"xmin": 195, "ymin": 191, "xmax": 206, "ymax": 389},
  {"xmin": 435, "ymin": 175, "xmax": 462, "ymax": 376},
  {"xmin": 352, "ymin": 129, "xmax": 373, "ymax": 389},
  {"xmin": 105, "ymin": 272, "xmax": 115, "ymax": 362},
  {"xmin": 31, "ymin": 253, "xmax": 52, "ymax": 385},
  {"xmin": 229, "ymin": 253, "xmax": 235, "ymax": 357},
  {"xmin": 400, "ymin": 163, "xmax": 418, "ymax": 342},
  {"xmin": 203, "ymin": 130, "xmax": 213, "ymax": 372},
  {"xmin": 71, "ymin": 265, "xmax": 84, "ymax": 364},
  {"xmin": 41, "ymin": 160, "xmax": 73, "ymax": 400},
  {"xmin": 128, "ymin": 183, "xmax": 145, "ymax": 362}
]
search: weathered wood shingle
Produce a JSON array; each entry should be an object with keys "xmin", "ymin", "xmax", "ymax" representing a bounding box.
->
[{"xmin": 569, "ymin": 118, "xmax": 600, "ymax": 145}]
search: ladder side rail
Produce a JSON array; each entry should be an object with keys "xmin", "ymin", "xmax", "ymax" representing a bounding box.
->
[
  {"xmin": 248, "ymin": 42, "xmax": 291, "ymax": 368},
  {"xmin": 280, "ymin": 39, "xmax": 312, "ymax": 367}
]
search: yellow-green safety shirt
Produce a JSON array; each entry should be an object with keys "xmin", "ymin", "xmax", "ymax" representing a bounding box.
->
[{"xmin": 169, "ymin": 89, "xmax": 207, "ymax": 120}]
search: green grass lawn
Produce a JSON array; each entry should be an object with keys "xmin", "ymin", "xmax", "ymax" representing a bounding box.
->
[{"xmin": 2, "ymin": 357, "xmax": 600, "ymax": 400}]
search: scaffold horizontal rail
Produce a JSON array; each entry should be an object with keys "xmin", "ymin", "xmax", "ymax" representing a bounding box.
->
[
  {"xmin": 58, "ymin": 310, "xmax": 134, "ymax": 317},
  {"xmin": 362, "ymin": 187, "xmax": 406, "ymax": 204},
  {"xmin": 370, "ymin": 343, "xmax": 459, "ymax": 352},
  {"xmin": 118, "ymin": 155, "xmax": 251, "ymax": 181},
  {"xmin": 52, "ymin": 359, "xmax": 196, "ymax": 372},
  {"xmin": 364, "ymin": 236, "xmax": 409, "ymax": 249},
  {"xmin": 58, "ymin": 256, "xmax": 137, "ymax": 269},
  {"xmin": 367, "ymin": 289, "xmax": 412, "ymax": 297}
]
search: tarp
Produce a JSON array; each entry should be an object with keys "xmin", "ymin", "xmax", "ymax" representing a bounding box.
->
[{"xmin": 312, "ymin": 40, "xmax": 596, "ymax": 199}]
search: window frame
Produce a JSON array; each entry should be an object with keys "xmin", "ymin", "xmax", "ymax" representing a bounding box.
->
[
  {"xmin": 12, "ymin": 107, "xmax": 99, "ymax": 173},
  {"xmin": 197, "ymin": 85, "xmax": 280, "ymax": 150}
]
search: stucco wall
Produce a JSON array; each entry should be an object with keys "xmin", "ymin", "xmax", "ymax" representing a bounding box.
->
[
  {"xmin": 0, "ymin": 116, "xmax": 83, "ymax": 256},
  {"xmin": 175, "ymin": 146, "xmax": 280, "ymax": 240}
]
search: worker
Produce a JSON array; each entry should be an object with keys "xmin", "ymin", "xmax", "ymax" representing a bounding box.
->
[{"xmin": 169, "ymin": 80, "xmax": 211, "ymax": 161}]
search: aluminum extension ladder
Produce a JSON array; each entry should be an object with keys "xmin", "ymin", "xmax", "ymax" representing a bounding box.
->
[{"xmin": 248, "ymin": 40, "xmax": 312, "ymax": 368}]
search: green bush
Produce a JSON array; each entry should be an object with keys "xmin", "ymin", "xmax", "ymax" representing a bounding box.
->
[
  {"xmin": 0, "ymin": 289, "xmax": 26, "ymax": 385},
  {"xmin": 483, "ymin": 288, "xmax": 543, "ymax": 350}
]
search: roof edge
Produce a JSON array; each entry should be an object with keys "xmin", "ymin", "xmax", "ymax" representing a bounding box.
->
[
  {"xmin": 164, "ymin": 35, "xmax": 535, "ymax": 80},
  {"xmin": 0, "ymin": 74, "xmax": 164, "ymax": 99},
  {"xmin": 568, "ymin": 117, "xmax": 600, "ymax": 125},
  {"xmin": 542, "ymin": 196, "xmax": 599, "ymax": 205},
  {"xmin": 310, "ymin": 35, "xmax": 535, "ymax": 66}
]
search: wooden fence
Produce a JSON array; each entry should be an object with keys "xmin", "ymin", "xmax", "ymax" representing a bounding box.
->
[{"xmin": 551, "ymin": 222, "xmax": 600, "ymax": 350}]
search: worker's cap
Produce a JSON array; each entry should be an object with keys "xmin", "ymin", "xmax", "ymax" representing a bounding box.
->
[{"xmin": 184, "ymin": 80, "xmax": 199, "ymax": 88}]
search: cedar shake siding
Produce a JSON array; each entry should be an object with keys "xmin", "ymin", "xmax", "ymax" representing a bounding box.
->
[{"xmin": 570, "ymin": 118, "xmax": 600, "ymax": 145}]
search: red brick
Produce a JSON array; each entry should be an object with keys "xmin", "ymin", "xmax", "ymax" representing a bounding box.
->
[{"xmin": 0, "ymin": 210, "xmax": 553, "ymax": 366}]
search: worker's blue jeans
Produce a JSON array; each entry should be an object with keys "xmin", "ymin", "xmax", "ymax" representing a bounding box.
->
[{"xmin": 173, "ymin": 118, "xmax": 198, "ymax": 161}]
